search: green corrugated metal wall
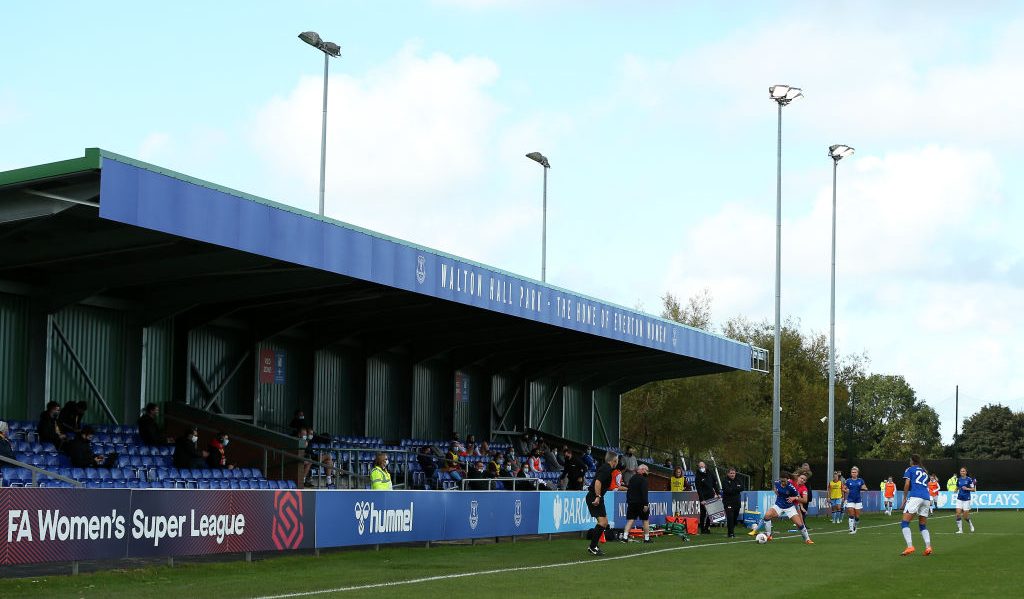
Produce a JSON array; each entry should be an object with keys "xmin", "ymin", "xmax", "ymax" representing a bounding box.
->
[
  {"xmin": 529, "ymin": 377, "xmax": 562, "ymax": 438},
  {"xmin": 562, "ymin": 383, "xmax": 591, "ymax": 443},
  {"xmin": 255, "ymin": 337, "xmax": 311, "ymax": 431},
  {"xmin": 142, "ymin": 319, "xmax": 173, "ymax": 405},
  {"xmin": 188, "ymin": 325, "xmax": 250, "ymax": 416},
  {"xmin": 0, "ymin": 293, "xmax": 30, "ymax": 420},
  {"xmin": 490, "ymin": 372, "xmax": 521, "ymax": 437},
  {"xmin": 593, "ymin": 387, "xmax": 620, "ymax": 447},
  {"xmin": 453, "ymin": 367, "xmax": 489, "ymax": 441},
  {"xmin": 314, "ymin": 346, "xmax": 364, "ymax": 436},
  {"xmin": 365, "ymin": 352, "xmax": 411, "ymax": 441},
  {"xmin": 411, "ymin": 360, "xmax": 452, "ymax": 440},
  {"xmin": 50, "ymin": 305, "xmax": 127, "ymax": 424}
]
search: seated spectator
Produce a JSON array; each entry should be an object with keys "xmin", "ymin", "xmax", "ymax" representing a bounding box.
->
[
  {"xmin": 516, "ymin": 435, "xmax": 531, "ymax": 456},
  {"xmin": 663, "ymin": 457, "xmax": 674, "ymax": 469},
  {"xmin": 543, "ymin": 442, "xmax": 563, "ymax": 472},
  {"xmin": 487, "ymin": 452, "xmax": 503, "ymax": 478},
  {"xmin": 581, "ymin": 446, "xmax": 597, "ymax": 471},
  {"xmin": 206, "ymin": 432, "xmax": 235, "ymax": 469},
  {"xmin": 137, "ymin": 403, "xmax": 172, "ymax": 446},
  {"xmin": 445, "ymin": 442, "xmax": 464, "ymax": 484},
  {"xmin": 466, "ymin": 433, "xmax": 477, "ymax": 447},
  {"xmin": 370, "ymin": 452, "xmax": 392, "ymax": 490},
  {"xmin": 67, "ymin": 426, "xmax": 117, "ymax": 468},
  {"xmin": 289, "ymin": 409, "xmax": 308, "ymax": 436},
  {"xmin": 0, "ymin": 421, "xmax": 15, "ymax": 466},
  {"xmin": 466, "ymin": 460, "xmax": 489, "ymax": 490},
  {"xmin": 527, "ymin": 448, "xmax": 544, "ymax": 473},
  {"xmin": 58, "ymin": 400, "xmax": 82, "ymax": 434},
  {"xmin": 480, "ymin": 440, "xmax": 490, "ymax": 455},
  {"xmin": 463, "ymin": 442, "xmax": 481, "ymax": 457},
  {"xmin": 174, "ymin": 426, "xmax": 208, "ymax": 469},
  {"xmin": 299, "ymin": 427, "xmax": 334, "ymax": 488},
  {"xmin": 670, "ymin": 466, "xmax": 688, "ymax": 492},
  {"xmin": 417, "ymin": 445, "xmax": 437, "ymax": 489},
  {"xmin": 37, "ymin": 401, "xmax": 66, "ymax": 450}
]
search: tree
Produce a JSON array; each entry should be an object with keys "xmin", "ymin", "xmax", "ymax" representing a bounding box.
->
[
  {"xmin": 844, "ymin": 374, "xmax": 942, "ymax": 459},
  {"xmin": 958, "ymin": 404, "xmax": 1024, "ymax": 459}
]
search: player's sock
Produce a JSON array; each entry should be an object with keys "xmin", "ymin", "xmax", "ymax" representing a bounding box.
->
[
  {"xmin": 920, "ymin": 525, "xmax": 931, "ymax": 548},
  {"xmin": 967, "ymin": 518, "xmax": 974, "ymax": 532},
  {"xmin": 797, "ymin": 524, "xmax": 810, "ymax": 541},
  {"xmin": 848, "ymin": 517, "xmax": 854, "ymax": 532},
  {"xmin": 764, "ymin": 520, "xmax": 772, "ymax": 535},
  {"xmin": 854, "ymin": 516, "xmax": 860, "ymax": 530},
  {"xmin": 901, "ymin": 521, "xmax": 913, "ymax": 547},
  {"xmin": 589, "ymin": 525, "xmax": 606, "ymax": 549},
  {"xmin": 956, "ymin": 517, "xmax": 962, "ymax": 532},
  {"xmin": 644, "ymin": 532, "xmax": 650, "ymax": 541}
]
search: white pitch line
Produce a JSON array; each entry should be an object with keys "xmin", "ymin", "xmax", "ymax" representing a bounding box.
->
[{"xmin": 252, "ymin": 515, "xmax": 957, "ymax": 599}]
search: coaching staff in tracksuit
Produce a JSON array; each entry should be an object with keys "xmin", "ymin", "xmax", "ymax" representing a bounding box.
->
[
  {"xmin": 586, "ymin": 451, "xmax": 619, "ymax": 557},
  {"xmin": 695, "ymin": 461, "xmax": 721, "ymax": 534},
  {"xmin": 561, "ymin": 448, "xmax": 587, "ymax": 491},
  {"xmin": 721, "ymin": 467, "xmax": 744, "ymax": 537}
]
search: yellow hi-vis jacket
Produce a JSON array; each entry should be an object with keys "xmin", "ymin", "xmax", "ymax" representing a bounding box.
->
[
  {"xmin": 371, "ymin": 465, "xmax": 393, "ymax": 490},
  {"xmin": 946, "ymin": 476, "xmax": 957, "ymax": 492}
]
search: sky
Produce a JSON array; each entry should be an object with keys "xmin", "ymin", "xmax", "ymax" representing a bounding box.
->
[{"xmin": 2, "ymin": 1, "xmax": 1022, "ymax": 442}]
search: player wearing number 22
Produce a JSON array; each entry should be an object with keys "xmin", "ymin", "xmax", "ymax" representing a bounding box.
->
[
  {"xmin": 899, "ymin": 454, "xmax": 933, "ymax": 557},
  {"xmin": 748, "ymin": 471, "xmax": 813, "ymax": 544}
]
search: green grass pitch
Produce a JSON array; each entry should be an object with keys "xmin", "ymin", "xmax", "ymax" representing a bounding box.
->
[{"xmin": 6, "ymin": 511, "xmax": 1021, "ymax": 598}]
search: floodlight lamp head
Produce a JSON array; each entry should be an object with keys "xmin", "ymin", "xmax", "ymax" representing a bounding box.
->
[
  {"xmin": 525, "ymin": 152, "xmax": 550, "ymax": 168},
  {"xmin": 298, "ymin": 31, "xmax": 323, "ymax": 47},
  {"xmin": 323, "ymin": 42, "xmax": 341, "ymax": 57},
  {"xmin": 829, "ymin": 144, "xmax": 855, "ymax": 162},
  {"xmin": 769, "ymin": 84, "xmax": 803, "ymax": 106}
]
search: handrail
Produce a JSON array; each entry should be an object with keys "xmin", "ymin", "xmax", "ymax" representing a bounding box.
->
[
  {"xmin": 460, "ymin": 476, "xmax": 542, "ymax": 491},
  {"xmin": 0, "ymin": 455, "xmax": 84, "ymax": 487}
]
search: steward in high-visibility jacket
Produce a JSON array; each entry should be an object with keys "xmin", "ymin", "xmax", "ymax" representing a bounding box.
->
[
  {"xmin": 370, "ymin": 453, "xmax": 392, "ymax": 490},
  {"xmin": 946, "ymin": 475, "xmax": 958, "ymax": 492}
]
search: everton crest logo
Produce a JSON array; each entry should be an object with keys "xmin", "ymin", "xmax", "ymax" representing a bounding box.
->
[
  {"xmin": 514, "ymin": 499, "xmax": 523, "ymax": 527},
  {"xmin": 416, "ymin": 255, "xmax": 426, "ymax": 285},
  {"xmin": 469, "ymin": 500, "xmax": 479, "ymax": 530}
]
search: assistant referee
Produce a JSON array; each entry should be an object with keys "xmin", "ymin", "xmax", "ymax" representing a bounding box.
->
[{"xmin": 586, "ymin": 451, "xmax": 619, "ymax": 556}]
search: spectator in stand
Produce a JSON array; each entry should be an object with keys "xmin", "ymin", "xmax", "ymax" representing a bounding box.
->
[
  {"xmin": 695, "ymin": 461, "xmax": 721, "ymax": 534},
  {"xmin": 173, "ymin": 426, "xmax": 208, "ymax": 469},
  {"xmin": 527, "ymin": 448, "xmax": 544, "ymax": 473},
  {"xmin": 543, "ymin": 442, "xmax": 563, "ymax": 473},
  {"xmin": 445, "ymin": 442, "xmax": 464, "ymax": 484},
  {"xmin": 58, "ymin": 400, "xmax": 82, "ymax": 434},
  {"xmin": 480, "ymin": 440, "xmax": 491, "ymax": 456},
  {"xmin": 0, "ymin": 421, "xmax": 15, "ymax": 466},
  {"xmin": 206, "ymin": 432, "xmax": 234, "ymax": 469},
  {"xmin": 289, "ymin": 410, "xmax": 308, "ymax": 436},
  {"xmin": 137, "ymin": 403, "xmax": 172, "ymax": 446},
  {"xmin": 561, "ymin": 447, "xmax": 587, "ymax": 491},
  {"xmin": 581, "ymin": 446, "xmax": 597, "ymax": 472},
  {"xmin": 487, "ymin": 452, "xmax": 503, "ymax": 478},
  {"xmin": 620, "ymin": 446, "xmax": 639, "ymax": 485},
  {"xmin": 670, "ymin": 466, "xmax": 687, "ymax": 492},
  {"xmin": 417, "ymin": 445, "xmax": 437, "ymax": 489},
  {"xmin": 620, "ymin": 464, "xmax": 654, "ymax": 544},
  {"xmin": 67, "ymin": 426, "xmax": 117, "ymax": 468},
  {"xmin": 721, "ymin": 467, "xmax": 745, "ymax": 538},
  {"xmin": 516, "ymin": 435, "xmax": 531, "ymax": 456},
  {"xmin": 37, "ymin": 401, "xmax": 66, "ymax": 450},
  {"xmin": 467, "ymin": 460, "xmax": 489, "ymax": 490},
  {"xmin": 299, "ymin": 427, "xmax": 334, "ymax": 488},
  {"xmin": 370, "ymin": 452, "xmax": 392, "ymax": 490},
  {"xmin": 663, "ymin": 457, "xmax": 673, "ymax": 469},
  {"xmin": 449, "ymin": 433, "xmax": 464, "ymax": 455}
]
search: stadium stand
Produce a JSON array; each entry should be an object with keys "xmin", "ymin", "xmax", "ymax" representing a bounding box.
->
[{"xmin": 1, "ymin": 419, "xmax": 296, "ymax": 489}]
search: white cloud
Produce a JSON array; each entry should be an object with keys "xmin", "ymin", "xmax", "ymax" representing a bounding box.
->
[{"xmin": 137, "ymin": 132, "xmax": 170, "ymax": 161}]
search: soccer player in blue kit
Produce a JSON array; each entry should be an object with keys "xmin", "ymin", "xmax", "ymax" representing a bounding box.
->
[
  {"xmin": 899, "ymin": 454, "xmax": 933, "ymax": 556},
  {"xmin": 955, "ymin": 466, "xmax": 977, "ymax": 534},
  {"xmin": 748, "ymin": 471, "xmax": 814, "ymax": 544},
  {"xmin": 843, "ymin": 466, "xmax": 867, "ymax": 534}
]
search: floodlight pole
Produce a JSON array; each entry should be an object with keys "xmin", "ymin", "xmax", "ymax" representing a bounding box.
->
[
  {"xmin": 828, "ymin": 155, "xmax": 838, "ymax": 482},
  {"xmin": 772, "ymin": 100, "xmax": 783, "ymax": 483},
  {"xmin": 541, "ymin": 165, "xmax": 548, "ymax": 282},
  {"xmin": 318, "ymin": 52, "xmax": 329, "ymax": 217}
]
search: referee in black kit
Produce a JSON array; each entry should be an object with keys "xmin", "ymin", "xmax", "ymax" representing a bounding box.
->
[{"xmin": 586, "ymin": 451, "xmax": 619, "ymax": 556}]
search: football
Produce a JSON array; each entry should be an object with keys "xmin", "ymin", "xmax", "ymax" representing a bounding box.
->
[{"xmin": 756, "ymin": 533, "xmax": 768, "ymax": 544}]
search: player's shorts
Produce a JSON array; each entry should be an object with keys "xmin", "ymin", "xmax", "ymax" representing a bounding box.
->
[
  {"xmin": 846, "ymin": 502, "xmax": 863, "ymax": 510},
  {"xmin": 904, "ymin": 497, "xmax": 930, "ymax": 516},
  {"xmin": 956, "ymin": 499, "xmax": 972, "ymax": 511},
  {"xmin": 586, "ymin": 493, "xmax": 607, "ymax": 518},
  {"xmin": 830, "ymin": 498, "xmax": 842, "ymax": 507},
  {"xmin": 768, "ymin": 505, "xmax": 798, "ymax": 519},
  {"xmin": 626, "ymin": 502, "xmax": 648, "ymax": 521}
]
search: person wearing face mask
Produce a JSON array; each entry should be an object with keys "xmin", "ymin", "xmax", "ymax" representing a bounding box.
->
[
  {"xmin": 721, "ymin": 467, "xmax": 745, "ymax": 537},
  {"xmin": 561, "ymin": 448, "xmax": 587, "ymax": 491},
  {"xmin": 174, "ymin": 426, "xmax": 208, "ymax": 469},
  {"xmin": 417, "ymin": 445, "xmax": 437, "ymax": 489},
  {"xmin": 67, "ymin": 426, "xmax": 118, "ymax": 468},
  {"xmin": 206, "ymin": 431, "xmax": 234, "ymax": 469},
  {"xmin": 289, "ymin": 409, "xmax": 308, "ymax": 436},
  {"xmin": 37, "ymin": 401, "xmax": 66, "ymax": 451},
  {"xmin": 300, "ymin": 427, "xmax": 335, "ymax": 488},
  {"xmin": 619, "ymin": 446, "xmax": 638, "ymax": 485},
  {"xmin": 466, "ymin": 459, "xmax": 489, "ymax": 490},
  {"xmin": 695, "ymin": 461, "xmax": 721, "ymax": 534},
  {"xmin": 620, "ymin": 464, "xmax": 654, "ymax": 543},
  {"xmin": 370, "ymin": 452, "xmax": 393, "ymax": 490}
]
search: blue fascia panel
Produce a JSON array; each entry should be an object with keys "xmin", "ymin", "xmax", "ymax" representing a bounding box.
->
[{"xmin": 97, "ymin": 154, "xmax": 750, "ymax": 371}]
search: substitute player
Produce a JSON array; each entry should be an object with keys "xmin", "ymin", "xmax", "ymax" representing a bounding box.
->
[
  {"xmin": 883, "ymin": 477, "xmax": 897, "ymax": 515},
  {"xmin": 585, "ymin": 451, "xmax": 618, "ymax": 556},
  {"xmin": 828, "ymin": 471, "xmax": 844, "ymax": 524},
  {"xmin": 748, "ymin": 471, "xmax": 813, "ymax": 544},
  {"xmin": 927, "ymin": 474, "xmax": 940, "ymax": 515},
  {"xmin": 843, "ymin": 466, "xmax": 867, "ymax": 534},
  {"xmin": 955, "ymin": 467, "xmax": 977, "ymax": 534},
  {"xmin": 898, "ymin": 454, "xmax": 933, "ymax": 556}
]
